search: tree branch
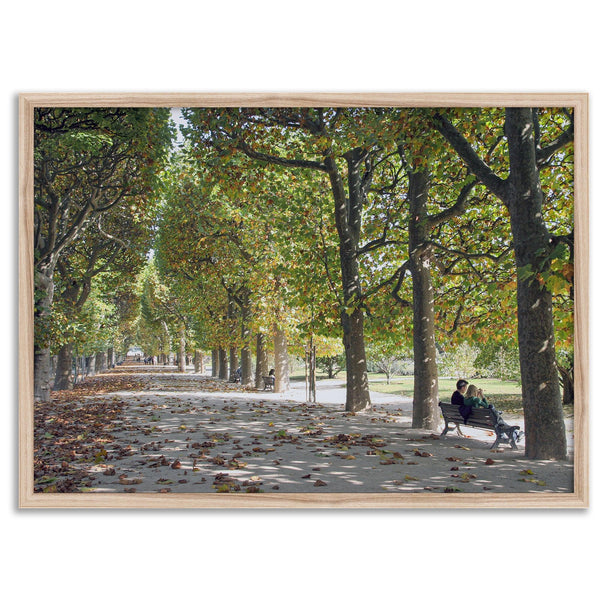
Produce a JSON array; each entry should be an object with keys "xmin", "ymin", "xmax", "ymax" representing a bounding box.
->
[
  {"xmin": 536, "ymin": 110, "xmax": 575, "ymax": 166},
  {"xmin": 235, "ymin": 139, "xmax": 328, "ymax": 172},
  {"xmin": 428, "ymin": 177, "xmax": 478, "ymax": 228},
  {"xmin": 431, "ymin": 112, "xmax": 508, "ymax": 201}
]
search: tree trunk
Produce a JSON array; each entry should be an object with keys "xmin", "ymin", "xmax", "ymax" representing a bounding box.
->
[
  {"xmin": 161, "ymin": 320, "xmax": 171, "ymax": 365},
  {"xmin": 327, "ymin": 359, "xmax": 334, "ymax": 379},
  {"xmin": 229, "ymin": 347, "xmax": 239, "ymax": 378},
  {"xmin": 34, "ymin": 266, "xmax": 55, "ymax": 402},
  {"xmin": 341, "ymin": 309, "xmax": 370, "ymax": 411},
  {"xmin": 325, "ymin": 152, "xmax": 371, "ymax": 412},
  {"xmin": 503, "ymin": 108, "xmax": 567, "ymax": 459},
  {"xmin": 96, "ymin": 351, "xmax": 107, "ymax": 373},
  {"xmin": 218, "ymin": 348, "xmax": 228, "ymax": 380},
  {"xmin": 408, "ymin": 170, "xmax": 439, "ymax": 430},
  {"xmin": 108, "ymin": 347, "xmax": 114, "ymax": 368},
  {"xmin": 240, "ymin": 294, "xmax": 253, "ymax": 385},
  {"xmin": 177, "ymin": 324, "xmax": 186, "ymax": 373},
  {"xmin": 194, "ymin": 349, "xmax": 204, "ymax": 373},
  {"xmin": 306, "ymin": 339, "xmax": 316, "ymax": 402},
  {"xmin": 211, "ymin": 349, "xmax": 220, "ymax": 378},
  {"xmin": 241, "ymin": 347, "xmax": 253, "ymax": 385},
  {"xmin": 255, "ymin": 333, "xmax": 268, "ymax": 389},
  {"xmin": 557, "ymin": 365, "xmax": 574, "ymax": 405},
  {"xmin": 54, "ymin": 343, "xmax": 74, "ymax": 390},
  {"xmin": 86, "ymin": 355, "xmax": 96, "ymax": 376},
  {"xmin": 273, "ymin": 324, "xmax": 290, "ymax": 393}
]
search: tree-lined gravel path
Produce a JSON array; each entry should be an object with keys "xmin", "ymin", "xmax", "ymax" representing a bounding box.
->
[{"xmin": 34, "ymin": 365, "xmax": 574, "ymax": 495}]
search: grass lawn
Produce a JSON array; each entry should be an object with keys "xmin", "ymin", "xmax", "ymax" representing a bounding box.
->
[
  {"xmin": 289, "ymin": 370, "xmax": 572, "ymax": 417},
  {"xmin": 369, "ymin": 377, "xmax": 525, "ymax": 414}
]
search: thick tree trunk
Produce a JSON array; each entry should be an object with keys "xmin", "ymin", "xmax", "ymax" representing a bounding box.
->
[
  {"xmin": 273, "ymin": 324, "xmax": 290, "ymax": 393},
  {"xmin": 96, "ymin": 351, "xmax": 107, "ymax": 373},
  {"xmin": 86, "ymin": 355, "xmax": 96, "ymax": 376},
  {"xmin": 229, "ymin": 348, "xmax": 239, "ymax": 378},
  {"xmin": 241, "ymin": 347, "xmax": 253, "ymax": 385},
  {"xmin": 54, "ymin": 343, "xmax": 74, "ymax": 390},
  {"xmin": 255, "ymin": 333, "xmax": 269, "ymax": 389},
  {"xmin": 211, "ymin": 349, "xmax": 220, "ymax": 378},
  {"xmin": 34, "ymin": 346, "xmax": 53, "ymax": 402},
  {"xmin": 505, "ymin": 108, "xmax": 567, "ymax": 460},
  {"xmin": 325, "ymin": 152, "xmax": 371, "ymax": 412},
  {"xmin": 218, "ymin": 348, "xmax": 228, "ymax": 380},
  {"xmin": 340, "ymin": 309, "xmax": 370, "ymax": 411},
  {"xmin": 34, "ymin": 267, "xmax": 55, "ymax": 402},
  {"xmin": 408, "ymin": 171, "xmax": 439, "ymax": 430}
]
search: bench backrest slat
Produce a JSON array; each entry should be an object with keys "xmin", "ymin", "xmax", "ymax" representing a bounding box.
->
[{"xmin": 438, "ymin": 402, "xmax": 498, "ymax": 430}]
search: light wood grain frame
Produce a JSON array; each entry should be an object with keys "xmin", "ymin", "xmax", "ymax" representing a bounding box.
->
[{"xmin": 19, "ymin": 93, "xmax": 589, "ymax": 509}]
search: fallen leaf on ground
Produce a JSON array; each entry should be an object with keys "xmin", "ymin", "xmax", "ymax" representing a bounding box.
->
[{"xmin": 413, "ymin": 449, "xmax": 432, "ymax": 457}]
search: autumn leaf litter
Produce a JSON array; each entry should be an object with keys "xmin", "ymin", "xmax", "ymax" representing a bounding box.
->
[{"xmin": 34, "ymin": 367, "xmax": 574, "ymax": 494}]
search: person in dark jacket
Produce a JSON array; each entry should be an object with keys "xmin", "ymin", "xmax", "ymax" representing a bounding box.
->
[{"xmin": 451, "ymin": 380, "xmax": 469, "ymax": 405}]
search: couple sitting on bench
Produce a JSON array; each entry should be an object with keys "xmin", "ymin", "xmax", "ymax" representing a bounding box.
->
[{"xmin": 451, "ymin": 379, "xmax": 524, "ymax": 446}]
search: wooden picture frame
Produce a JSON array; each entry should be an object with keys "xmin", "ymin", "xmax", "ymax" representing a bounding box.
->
[{"xmin": 19, "ymin": 93, "xmax": 589, "ymax": 508}]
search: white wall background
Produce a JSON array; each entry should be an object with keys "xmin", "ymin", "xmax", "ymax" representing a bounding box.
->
[{"xmin": 2, "ymin": 2, "xmax": 596, "ymax": 598}]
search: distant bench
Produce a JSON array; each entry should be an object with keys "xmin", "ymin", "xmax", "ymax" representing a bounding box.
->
[
  {"xmin": 438, "ymin": 402, "xmax": 521, "ymax": 450},
  {"xmin": 262, "ymin": 376, "xmax": 275, "ymax": 391}
]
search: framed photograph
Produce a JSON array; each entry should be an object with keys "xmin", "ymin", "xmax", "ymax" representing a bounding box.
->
[{"xmin": 19, "ymin": 93, "xmax": 588, "ymax": 508}]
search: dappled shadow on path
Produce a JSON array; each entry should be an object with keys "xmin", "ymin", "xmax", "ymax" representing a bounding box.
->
[{"xmin": 34, "ymin": 366, "xmax": 574, "ymax": 495}]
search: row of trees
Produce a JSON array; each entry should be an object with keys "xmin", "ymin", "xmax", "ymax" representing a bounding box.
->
[
  {"xmin": 33, "ymin": 105, "xmax": 575, "ymax": 460},
  {"xmin": 148, "ymin": 106, "xmax": 573, "ymax": 459},
  {"xmin": 33, "ymin": 108, "xmax": 173, "ymax": 398}
]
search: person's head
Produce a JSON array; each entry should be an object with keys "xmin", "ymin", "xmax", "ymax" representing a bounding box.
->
[
  {"xmin": 456, "ymin": 379, "xmax": 468, "ymax": 393},
  {"xmin": 465, "ymin": 384, "xmax": 479, "ymax": 398}
]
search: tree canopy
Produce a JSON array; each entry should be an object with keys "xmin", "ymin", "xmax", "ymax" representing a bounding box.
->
[{"xmin": 32, "ymin": 104, "xmax": 576, "ymax": 460}]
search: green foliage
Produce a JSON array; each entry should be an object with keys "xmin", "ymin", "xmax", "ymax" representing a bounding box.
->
[
  {"xmin": 33, "ymin": 104, "xmax": 574, "ymax": 424},
  {"xmin": 474, "ymin": 340, "xmax": 521, "ymax": 382},
  {"xmin": 438, "ymin": 342, "xmax": 480, "ymax": 379},
  {"xmin": 33, "ymin": 107, "xmax": 172, "ymax": 354}
]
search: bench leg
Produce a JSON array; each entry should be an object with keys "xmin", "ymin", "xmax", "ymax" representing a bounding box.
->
[
  {"xmin": 507, "ymin": 426, "xmax": 520, "ymax": 449},
  {"xmin": 490, "ymin": 426, "xmax": 521, "ymax": 450},
  {"xmin": 491, "ymin": 434, "xmax": 502, "ymax": 450}
]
